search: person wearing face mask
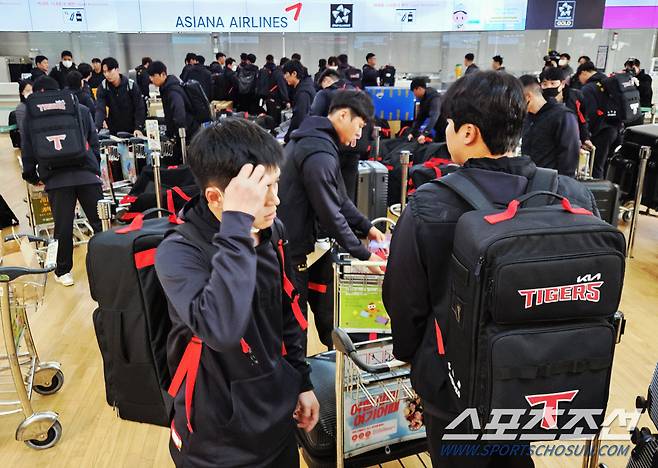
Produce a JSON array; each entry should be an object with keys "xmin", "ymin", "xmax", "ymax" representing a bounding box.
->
[
  {"xmin": 327, "ymin": 56, "xmax": 339, "ymax": 71},
  {"xmin": 520, "ymin": 74, "xmax": 580, "ymax": 177},
  {"xmin": 558, "ymin": 53, "xmax": 574, "ymax": 77},
  {"xmin": 49, "ymin": 50, "xmax": 77, "ymax": 89},
  {"xmin": 625, "ymin": 58, "xmax": 653, "ymax": 108},
  {"xmin": 95, "ymin": 57, "xmax": 145, "ymax": 137},
  {"xmin": 540, "ymin": 66, "xmax": 592, "ymax": 149},
  {"xmin": 278, "ymin": 90, "xmax": 386, "ymax": 349}
]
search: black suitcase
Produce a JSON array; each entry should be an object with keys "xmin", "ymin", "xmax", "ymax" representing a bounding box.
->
[
  {"xmin": 356, "ymin": 160, "xmax": 388, "ymax": 221},
  {"xmin": 580, "ymin": 179, "xmax": 621, "ymax": 226},
  {"xmin": 86, "ymin": 211, "xmax": 177, "ymax": 427},
  {"xmin": 626, "ymin": 436, "xmax": 658, "ymax": 468},
  {"xmin": 297, "ymin": 353, "xmax": 428, "ymax": 468}
]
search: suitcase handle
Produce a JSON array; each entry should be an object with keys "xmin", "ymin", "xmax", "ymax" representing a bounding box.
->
[{"xmin": 484, "ymin": 191, "xmax": 593, "ymax": 225}]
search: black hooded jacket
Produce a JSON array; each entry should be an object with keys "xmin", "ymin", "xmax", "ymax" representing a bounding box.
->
[
  {"xmin": 636, "ymin": 69, "xmax": 653, "ymax": 108},
  {"xmin": 310, "ymin": 79, "xmax": 354, "ymax": 117},
  {"xmin": 382, "ymin": 156, "xmax": 599, "ymax": 419},
  {"xmin": 156, "ymin": 196, "xmax": 311, "ymax": 467},
  {"xmin": 159, "ymin": 75, "xmax": 197, "ymax": 138},
  {"xmin": 284, "ymin": 76, "xmax": 316, "ymax": 143},
  {"xmin": 581, "ymin": 72, "xmax": 616, "ymax": 136},
  {"xmin": 185, "ymin": 64, "xmax": 213, "ymax": 100},
  {"xmin": 49, "ymin": 62, "xmax": 78, "ymax": 89},
  {"xmin": 278, "ymin": 116, "xmax": 373, "ymax": 264},
  {"xmin": 95, "ymin": 75, "xmax": 146, "ymax": 134},
  {"xmin": 412, "ymin": 87, "xmax": 446, "ymax": 140},
  {"xmin": 362, "ymin": 64, "xmax": 379, "ymax": 87}
]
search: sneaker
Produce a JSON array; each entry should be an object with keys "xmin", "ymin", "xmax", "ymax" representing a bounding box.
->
[{"xmin": 54, "ymin": 273, "xmax": 74, "ymax": 287}]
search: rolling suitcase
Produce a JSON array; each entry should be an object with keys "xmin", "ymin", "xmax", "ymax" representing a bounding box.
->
[
  {"xmin": 624, "ymin": 362, "xmax": 658, "ymax": 468},
  {"xmin": 356, "ymin": 161, "xmax": 388, "ymax": 221},
  {"xmin": 581, "ymin": 179, "xmax": 621, "ymax": 227}
]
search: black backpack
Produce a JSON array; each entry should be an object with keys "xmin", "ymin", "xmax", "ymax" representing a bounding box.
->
[
  {"xmin": 211, "ymin": 72, "xmax": 229, "ymax": 101},
  {"xmin": 181, "ymin": 79, "xmax": 212, "ymax": 123},
  {"xmin": 257, "ymin": 66, "xmax": 277, "ymax": 99},
  {"xmin": 237, "ymin": 66, "xmax": 258, "ymax": 95},
  {"xmin": 25, "ymin": 90, "xmax": 87, "ymax": 170},
  {"xmin": 345, "ymin": 66, "xmax": 363, "ymax": 88},
  {"xmin": 599, "ymin": 73, "xmax": 642, "ymax": 124},
  {"xmin": 437, "ymin": 169, "xmax": 626, "ymax": 439},
  {"xmin": 0, "ymin": 194, "xmax": 19, "ymax": 229},
  {"xmin": 379, "ymin": 65, "xmax": 396, "ymax": 86}
]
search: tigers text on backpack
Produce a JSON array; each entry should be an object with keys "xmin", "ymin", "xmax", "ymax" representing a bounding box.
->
[
  {"xmin": 237, "ymin": 66, "xmax": 258, "ymax": 95},
  {"xmin": 25, "ymin": 90, "xmax": 88, "ymax": 170},
  {"xmin": 598, "ymin": 72, "xmax": 642, "ymax": 124},
  {"xmin": 438, "ymin": 168, "xmax": 626, "ymax": 439},
  {"xmin": 181, "ymin": 79, "xmax": 212, "ymax": 123}
]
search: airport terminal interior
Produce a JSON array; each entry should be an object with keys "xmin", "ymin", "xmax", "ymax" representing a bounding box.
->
[{"xmin": 1, "ymin": 1, "xmax": 658, "ymax": 467}]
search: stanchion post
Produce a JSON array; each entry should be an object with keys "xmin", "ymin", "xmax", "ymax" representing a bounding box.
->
[
  {"xmin": 627, "ymin": 145, "xmax": 651, "ymax": 258},
  {"xmin": 373, "ymin": 126, "xmax": 381, "ymax": 159},
  {"xmin": 97, "ymin": 199, "xmax": 113, "ymax": 232},
  {"xmin": 152, "ymin": 151, "xmax": 163, "ymax": 217},
  {"xmin": 400, "ymin": 150, "xmax": 411, "ymax": 211},
  {"xmin": 179, "ymin": 127, "xmax": 188, "ymax": 165}
]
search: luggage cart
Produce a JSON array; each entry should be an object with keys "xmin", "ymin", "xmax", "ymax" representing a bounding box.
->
[{"xmin": 0, "ymin": 235, "xmax": 63, "ymax": 449}]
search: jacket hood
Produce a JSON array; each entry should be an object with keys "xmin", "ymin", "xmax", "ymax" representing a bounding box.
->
[
  {"xmin": 328, "ymin": 79, "xmax": 352, "ymax": 91},
  {"xmin": 162, "ymin": 74, "xmax": 183, "ymax": 91},
  {"xmin": 179, "ymin": 195, "xmax": 220, "ymax": 243},
  {"xmin": 290, "ymin": 115, "xmax": 339, "ymax": 147},
  {"xmin": 424, "ymin": 87, "xmax": 439, "ymax": 99},
  {"xmin": 296, "ymin": 76, "xmax": 316, "ymax": 94}
]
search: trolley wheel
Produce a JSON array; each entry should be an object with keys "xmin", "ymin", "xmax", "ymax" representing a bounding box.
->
[
  {"xmin": 33, "ymin": 369, "xmax": 64, "ymax": 395},
  {"xmin": 622, "ymin": 210, "xmax": 633, "ymax": 223},
  {"xmin": 23, "ymin": 420, "xmax": 62, "ymax": 450}
]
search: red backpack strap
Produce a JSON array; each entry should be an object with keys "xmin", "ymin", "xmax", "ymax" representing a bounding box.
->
[
  {"xmin": 276, "ymin": 239, "xmax": 308, "ymax": 330},
  {"xmin": 168, "ymin": 336, "xmax": 203, "ymax": 433},
  {"xmin": 166, "ymin": 189, "xmax": 185, "ymax": 225}
]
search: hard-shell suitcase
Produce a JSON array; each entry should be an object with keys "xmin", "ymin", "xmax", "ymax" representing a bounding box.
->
[
  {"xmin": 356, "ymin": 161, "xmax": 388, "ymax": 221},
  {"xmin": 625, "ymin": 362, "xmax": 658, "ymax": 468},
  {"xmin": 580, "ymin": 179, "xmax": 621, "ymax": 226},
  {"xmin": 626, "ymin": 436, "xmax": 658, "ymax": 468}
]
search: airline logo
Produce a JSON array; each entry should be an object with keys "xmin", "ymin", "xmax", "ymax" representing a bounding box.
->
[
  {"xmin": 37, "ymin": 100, "xmax": 67, "ymax": 112},
  {"xmin": 526, "ymin": 390, "xmax": 579, "ymax": 430},
  {"xmin": 517, "ymin": 274, "xmax": 603, "ymax": 309},
  {"xmin": 46, "ymin": 134, "xmax": 67, "ymax": 151}
]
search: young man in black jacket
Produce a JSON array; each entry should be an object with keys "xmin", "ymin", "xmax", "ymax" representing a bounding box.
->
[
  {"xmin": 362, "ymin": 53, "xmax": 379, "ymax": 87},
  {"xmin": 520, "ymin": 74, "xmax": 580, "ymax": 177},
  {"xmin": 185, "ymin": 55, "xmax": 212, "ymax": 100},
  {"xmin": 410, "ymin": 78, "xmax": 446, "ymax": 143},
  {"xmin": 135, "ymin": 57, "xmax": 153, "ymax": 99},
  {"xmin": 66, "ymin": 71, "xmax": 96, "ymax": 116},
  {"xmin": 31, "ymin": 55, "xmax": 49, "ymax": 82},
  {"xmin": 95, "ymin": 57, "xmax": 145, "ymax": 136},
  {"xmin": 383, "ymin": 71, "xmax": 598, "ymax": 468},
  {"xmin": 260, "ymin": 54, "xmax": 289, "ymax": 126},
  {"xmin": 21, "ymin": 76, "xmax": 102, "ymax": 287},
  {"xmin": 88, "ymin": 58, "xmax": 104, "ymax": 91},
  {"xmin": 626, "ymin": 58, "xmax": 653, "ymax": 108},
  {"xmin": 156, "ymin": 119, "xmax": 318, "ymax": 468},
  {"xmin": 49, "ymin": 50, "xmax": 77, "ymax": 89},
  {"xmin": 282, "ymin": 60, "xmax": 316, "ymax": 143},
  {"xmin": 278, "ymin": 90, "xmax": 386, "ymax": 347},
  {"xmin": 180, "ymin": 52, "xmax": 197, "ymax": 82}
]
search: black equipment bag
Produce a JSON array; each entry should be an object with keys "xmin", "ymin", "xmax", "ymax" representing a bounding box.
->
[
  {"xmin": 181, "ymin": 79, "xmax": 212, "ymax": 123},
  {"xmin": 438, "ymin": 169, "xmax": 626, "ymax": 439},
  {"xmin": 237, "ymin": 66, "xmax": 258, "ymax": 95},
  {"xmin": 25, "ymin": 90, "xmax": 87, "ymax": 170},
  {"xmin": 580, "ymin": 179, "xmax": 621, "ymax": 226},
  {"xmin": 0, "ymin": 194, "xmax": 19, "ymax": 229},
  {"xmin": 119, "ymin": 185, "xmax": 199, "ymax": 223},
  {"xmin": 601, "ymin": 73, "xmax": 642, "ymax": 124},
  {"xmin": 87, "ymin": 210, "xmax": 178, "ymax": 426},
  {"xmin": 408, "ymin": 156, "xmax": 457, "ymax": 194},
  {"xmin": 379, "ymin": 65, "xmax": 396, "ymax": 87},
  {"xmin": 344, "ymin": 66, "xmax": 363, "ymax": 89},
  {"xmin": 211, "ymin": 71, "xmax": 229, "ymax": 101}
]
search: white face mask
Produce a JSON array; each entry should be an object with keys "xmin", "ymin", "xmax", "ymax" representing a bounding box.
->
[
  {"xmin": 328, "ymin": 65, "xmax": 338, "ymax": 71},
  {"xmin": 558, "ymin": 59, "xmax": 567, "ymax": 67},
  {"xmin": 22, "ymin": 91, "xmax": 32, "ymax": 99},
  {"xmin": 62, "ymin": 60, "xmax": 73, "ymax": 68}
]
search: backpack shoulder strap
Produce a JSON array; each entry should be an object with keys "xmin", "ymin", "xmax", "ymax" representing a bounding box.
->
[
  {"xmin": 437, "ymin": 171, "xmax": 495, "ymax": 210},
  {"xmin": 524, "ymin": 167, "xmax": 558, "ymax": 208}
]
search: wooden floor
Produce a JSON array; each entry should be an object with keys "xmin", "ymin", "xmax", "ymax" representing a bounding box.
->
[{"xmin": 0, "ymin": 135, "xmax": 656, "ymax": 468}]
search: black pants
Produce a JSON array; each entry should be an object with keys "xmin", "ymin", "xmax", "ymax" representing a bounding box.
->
[
  {"xmin": 425, "ymin": 412, "xmax": 535, "ymax": 468},
  {"xmin": 340, "ymin": 151, "xmax": 360, "ymax": 203},
  {"xmin": 591, "ymin": 126, "xmax": 619, "ymax": 179},
  {"xmin": 47, "ymin": 184, "xmax": 103, "ymax": 276},
  {"xmin": 265, "ymin": 432, "xmax": 299, "ymax": 468}
]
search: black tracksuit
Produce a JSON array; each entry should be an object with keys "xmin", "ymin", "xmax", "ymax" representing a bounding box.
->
[
  {"xmin": 88, "ymin": 71, "xmax": 104, "ymax": 90},
  {"xmin": 159, "ymin": 75, "xmax": 196, "ymax": 138},
  {"xmin": 236, "ymin": 63, "xmax": 261, "ymax": 114},
  {"xmin": 581, "ymin": 72, "xmax": 620, "ymax": 178},
  {"xmin": 383, "ymin": 156, "xmax": 599, "ymax": 467},
  {"xmin": 180, "ymin": 63, "xmax": 193, "ymax": 82},
  {"xmin": 412, "ymin": 87, "xmax": 446, "ymax": 141},
  {"xmin": 464, "ymin": 63, "xmax": 479, "ymax": 75},
  {"xmin": 521, "ymin": 100, "xmax": 580, "ymax": 177},
  {"xmin": 49, "ymin": 63, "xmax": 77, "ymax": 89},
  {"xmin": 135, "ymin": 65, "xmax": 151, "ymax": 99},
  {"xmin": 278, "ymin": 116, "xmax": 373, "ymax": 345},
  {"xmin": 185, "ymin": 64, "xmax": 213, "ymax": 100},
  {"xmin": 67, "ymin": 87, "xmax": 96, "ymax": 116},
  {"xmin": 21, "ymin": 101, "xmax": 102, "ymax": 276},
  {"xmin": 156, "ymin": 197, "xmax": 311, "ymax": 467},
  {"xmin": 261, "ymin": 62, "xmax": 289, "ymax": 125},
  {"xmin": 362, "ymin": 64, "xmax": 379, "ymax": 87},
  {"xmin": 31, "ymin": 67, "xmax": 47, "ymax": 82},
  {"xmin": 310, "ymin": 79, "xmax": 354, "ymax": 117},
  {"xmin": 563, "ymin": 86, "xmax": 590, "ymax": 144},
  {"xmin": 637, "ymin": 69, "xmax": 653, "ymax": 108},
  {"xmin": 95, "ymin": 75, "xmax": 146, "ymax": 135},
  {"xmin": 284, "ymin": 76, "xmax": 316, "ymax": 143}
]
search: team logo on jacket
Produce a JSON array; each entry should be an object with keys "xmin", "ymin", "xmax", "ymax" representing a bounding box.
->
[
  {"xmin": 330, "ymin": 4, "xmax": 353, "ymax": 28},
  {"xmin": 46, "ymin": 134, "xmax": 67, "ymax": 151},
  {"xmin": 525, "ymin": 390, "xmax": 579, "ymax": 430},
  {"xmin": 37, "ymin": 100, "xmax": 67, "ymax": 112},
  {"xmin": 517, "ymin": 273, "xmax": 603, "ymax": 309}
]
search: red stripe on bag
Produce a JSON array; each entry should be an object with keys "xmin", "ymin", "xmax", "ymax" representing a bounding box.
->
[
  {"xmin": 277, "ymin": 240, "xmax": 308, "ymax": 330},
  {"xmin": 120, "ymin": 195, "xmax": 138, "ymax": 204},
  {"xmin": 134, "ymin": 248, "xmax": 157, "ymax": 269},
  {"xmin": 434, "ymin": 319, "xmax": 445, "ymax": 355},
  {"xmin": 308, "ymin": 282, "xmax": 327, "ymax": 293},
  {"xmin": 168, "ymin": 336, "xmax": 203, "ymax": 433},
  {"xmin": 368, "ymin": 333, "xmax": 378, "ymax": 341},
  {"xmin": 281, "ymin": 342, "xmax": 287, "ymax": 356}
]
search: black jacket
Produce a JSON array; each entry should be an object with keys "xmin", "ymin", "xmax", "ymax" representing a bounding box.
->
[
  {"xmin": 159, "ymin": 75, "xmax": 196, "ymax": 138},
  {"xmin": 310, "ymin": 79, "xmax": 354, "ymax": 117},
  {"xmin": 382, "ymin": 156, "xmax": 599, "ymax": 418},
  {"xmin": 412, "ymin": 87, "xmax": 445, "ymax": 140},
  {"xmin": 156, "ymin": 197, "xmax": 311, "ymax": 467},
  {"xmin": 180, "ymin": 63, "xmax": 193, "ymax": 82},
  {"xmin": 581, "ymin": 72, "xmax": 617, "ymax": 136},
  {"xmin": 185, "ymin": 64, "xmax": 213, "ymax": 100},
  {"xmin": 49, "ymin": 63, "xmax": 77, "ymax": 89},
  {"xmin": 564, "ymin": 86, "xmax": 590, "ymax": 143},
  {"xmin": 464, "ymin": 63, "xmax": 479, "ymax": 75},
  {"xmin": 278, "ymin": 116, "xmax": 373, "ymax": 263},
  {"xmin": 21, "ymin": 102, "xmax": 101, "ymax": 191},
  {"xmin": 95, "ymin": 75, "xmax": 146, "ymax": 134},
  {"xmin": 637, "ymin": 69, "xmax": 653, "ymax": 108},
  {"xmin": 88, "ymin": 71, "xmax": 104, "ymax": 89},
  {"xmin": 313, "ymin": 67, "xmax": 326, "ymax": 89},
  {"xmin": 362, "ymin": 64, "xmax": 379, "ymax": 87},
  {"xmin": 284, "ymin": 76, "xmax": 316, "ymax": 143},
  {"xmin": 521, "ymin": 100, "xmax": 580, "ymax": 176},
  {"xmin": 261, "ymin": 62, "xmax": 289, "ymax": 103},
  {"xmin": 135, "ymin": 65, "xmax": 151, "ymax": 98},
  {"xmin": 67, "ymin": 87, "xmax": 96, "ymax": 116},
  {"xmin": 209, "ymin": 61, "xmax": 224, "ymax": 74},
  {"xmin": 30, "ymin": 67, "xmax": 46, "ymax": 82}
]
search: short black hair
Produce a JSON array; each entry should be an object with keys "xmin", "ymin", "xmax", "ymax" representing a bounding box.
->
[
  {"xmin": 328, "ymin": 90, "xmax": 374, "ymax": 122},
  {"xmin": 443, "ymin": 71, "xmax": 526, "ymax": 155},
  {"xmin": 35, "ymin": 55, "xmax": 48, "ymax": 65},
  {"xmin": 410, "ymin": 78, "xmax": 427, "ymax": 90},
  {"xmin": 633, "ymin": 58, "xmax": 641, "ymax": 67},
  {"xmin": 66, "ymin": 70, "xmax": 83, "ymax": 90},
  {"xmin": 576, "ymin": 61, "xmax": 597, "ymax": 76},
  {"xmin": 266, "ymin": 54, "xmax": 274, "ymax": 62},
  {"xmin": 33, "ymin": 76, "xmax": 60, "ymax": 92},
  {"xmin": 216, "ymin": 52, "xmax": 226, "ymax": 60},
  {"xmin": 19, "ymin": 79, "xmax": 32, "ymax": 102},
  {"xmin": 61, "ymin": 50, "xmax": 73, "ymax": 59},
  {"xmin": 101, "ymin": 57, "xmax": 119, "ymax": 71},
  {"xmin": 337, "ymin": 54, "xmax": 348, "ymax": 65},
  {"xmin": 196, "ymin": 55, "xmax": 206, "ymax": 65},
  {"xmin": 92, "ymin": 57, "xmax": 101, "ymax": 64},
  {"xmin": 578, "ymin": 55, "xmax": 591, "ymax": 63},
  {"xmin": 318, "ymin": 58, "xmax": 326, "ymax": 68},
  {"xmin": 560, "ymin": 53, "xmax": 571, "ymax": 60},
  {"xmin": 366, "ymin": 53, "xmax": 376, "ymax": 61},
  {"xmin": 539, "ymin": 66, "xmax": 566, "ymax": 82},
  {"xmin": 247, "ymin": 53, "xmax": 256, "ymax": 64},
  {"xmin": 282, "ymin": 60, "xmax": 306, "ymax": 78},
  {"xmin": 318, "ymin": 68, "xmax": 340, "ymax": 83},
  {"xmin": 520, "ymin": 74, "xmax": 542, "ymax": 97},
  {"xmin": 147, "ymin": 61, "xmax": 167, "ymax": 76},
  {"xmin": 493, "ymin": 55, "xmax": 503, "ymax": 65},
  {"xmin": 279, "ymin": 57, "xmax": 289, "ymax": 67},
  {"xmin": 142, "ymin": 57, "xmax": 152, "ymax": 66},
  {"xmin": 291, "ymin": 53, "xmax": 301, "ymax": 61},
  {"xmin": 328, "ymin": 56, "xmax": 338, "ymax": 67},
  {"xmin": 465, "ymin": 53, "xmax": 475, "ymax": 62},
  {"xmin": 78, "ymin": 62, "xmax": 92, "ymax": 79},
  {"xmin": 185, "ymin": 52, "xmax": 197, "ymax": 63},
  {"xmin": 624, "ymin": 59, "xmax": 634, "ymax": 68},
  {"xmin": 240, "ymin": 53, "xmax": 248, "ymax": 61},
  {"xmin": 187, "ymin": 118, "xmax": 284, "ymax": 190},
  {"xmin": 226, "ymin": 58, "xmax": 236, "ymax": 67}
]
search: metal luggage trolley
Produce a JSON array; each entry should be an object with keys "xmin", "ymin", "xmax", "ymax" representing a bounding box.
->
[
  {"xmin": 331, "ymin": 241, "xmax": 429, "ymax": 467},
  {"xmin": 0, "ymin": 235, "xmax": 64, "ymax": 449}
]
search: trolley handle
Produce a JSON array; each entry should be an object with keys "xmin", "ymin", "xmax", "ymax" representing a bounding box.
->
[
  {"xmin": 4, "ymin": 234, "xmax": 50, "ymax": 246},
  {"xmin": 0, "ymin": 265, "xmax": 56, "ymax": 282},
  {"xmin": 332, "ymin": 328, "xmax": 407, "ymax": 374}
]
